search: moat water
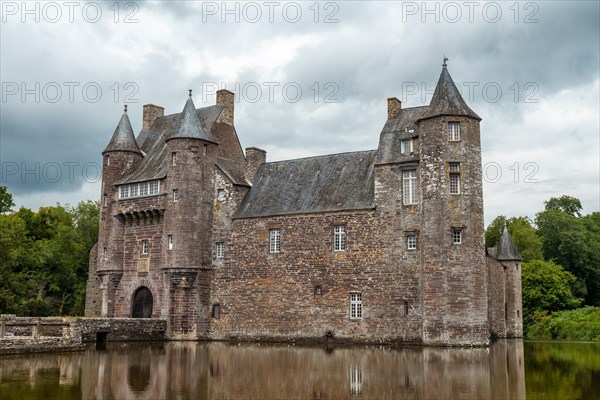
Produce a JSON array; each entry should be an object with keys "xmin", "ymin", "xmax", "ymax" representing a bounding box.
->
[{"xmin": 0, "ymin": 340, "xmax": 598, "ymax": 399}]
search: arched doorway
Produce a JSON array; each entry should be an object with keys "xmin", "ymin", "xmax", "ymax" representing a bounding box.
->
[{"xmin": 132, "ymin": 287, "xmax": 153, "ymax": 318}]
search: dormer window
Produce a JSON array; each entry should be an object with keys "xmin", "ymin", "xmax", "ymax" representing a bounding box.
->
[
  {"xmin": 401, "ymin": 139, "xmax": 412, "ymax": 154},
  {"xmin": 448, "ymin": 122, "xmax": 460, "ymax": 141}
]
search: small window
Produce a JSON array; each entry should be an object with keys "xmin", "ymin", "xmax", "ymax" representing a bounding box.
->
[
  {"xmin": 402, "ymin": 170, "xmax": 418, "ymax": 205},
  {"xmin": 141, "ymin": 239, "xmax": 149, "ymax": 255},
  {"xmin": 215, "ymin": 242, "xmax": 224, "ymax": 259},
  {"xmin": 217, "ymin": 189, "xmax": 226, "ymax": 202},
  {"xmin": 449, "ymin": 162, "xmax": 460, "ymax": 172},
  {"xmin": 315, "ymin": 285, "xmax": 322, "ymax": 295},
  {"xmin": 403, "ymin": 300, "xmax": 409, "ymax": 316},
  {"xmin": 172, "ymin": 152, "xmax": 177, "ymax": 166},
  {"xmin": 212, "ymin": 303, "xmax": 220, "ymax": 319},
  {"xmin": 139, "ymin": 182, "xmax": 149, "ymax": 197},
  {"xmin": 167, "ymin": 234, "xmax": 173, "ymax": 250},
  {"xmin": 106, "ymin": 155, "xmax": 110, "ymax": 166},
  {"xmin": 350, "ymin": 292, "xmax": 362, "ymax": 319},
  {"xmin": 203, "ymin": 145, "xmax": 207, "ymax": 156},
  {"xmin": 149, "ymin": 181, "xmax": 160, "ymax": 195},
  {"xmin": 449, "ymin": 173, "xmax": 460, "ymax": 194},
  {"xmin": 452, "ymin": 229, "xmax": 462, "ymax": 244},
  {"xmin": 172, "ymin": 189, "xmax": 179, "ymax": 202},
  {"xmin": 401, "ymin": 139, "xmax": 412, "ymax": 154},
  {"xmin": 269, "ymin": 229, "xmax": 281, "ymax": 253},
  {"xmin": 103, "ymin": 194, "xmax": 108, "ymax": 207},
  {"xmin": 334, "ymin": 225, "xmax": 346, "ymax": 252},
  {"xmin": 103, "ymin": 247, "xmax": 108, "ymax": 261},
  {"xmin": 448, "ymin": 122, "xmax": 460, "ymax": 141},
  {"xmin": 407, "ymin": 234, "xmax": 417, "ymax": 250}
]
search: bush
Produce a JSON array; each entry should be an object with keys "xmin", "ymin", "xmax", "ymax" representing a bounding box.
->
[{"xmin": 527, "ymin": 307, "xmax": 600, "ymax": 341}]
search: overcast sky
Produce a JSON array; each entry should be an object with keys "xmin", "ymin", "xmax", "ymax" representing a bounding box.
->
[{"xmin": 1, "ymin": 0, "xmax": 598, "ymax": 225}]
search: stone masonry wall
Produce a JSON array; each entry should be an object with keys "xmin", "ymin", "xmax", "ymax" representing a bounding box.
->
[{"xmin": 210, "ymin": 210, "xmax": 423, "ymax": 344}]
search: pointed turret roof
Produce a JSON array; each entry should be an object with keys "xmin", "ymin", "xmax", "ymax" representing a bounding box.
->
[
  {"xmin": 103, "ymin": 105, "xmax": 142, "ymax": 154},
  {"xmin": 418, "ymin": 59, "xmax": 481, "ymax": 122},
  {"xmin": 167, "ymin": 90, "xmax": 219, "ymax": 144},
  {"xmin": 496, "ymin": 226, "xmax": 523, "ymax": 261}
]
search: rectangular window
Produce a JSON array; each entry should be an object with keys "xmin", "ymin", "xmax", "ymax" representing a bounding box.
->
[
  {"xmin": 449, "ymin": 162, "xmax": 460, "ymax": 172},
  {"xmin": 102, "ymin": 247, "xmax": 108, "ymax": 261},
  {"xmin": 212, "ymin": 303, "xmax": 220, "ymax": 319},
  {"xmin": 141, "ymin": 239, "xmax": 149, "ymax": 255},
  {"xmin": 350, "ymin": 292, "xmax": 362, "ymax": 319},
  {"xmin": 215, "ymin": 242, "xmax": 224, "ymax": 259},
  {"xmin": 407, "ymin": 234, "xmax": 417, "ymax": 250},
  {"xmin": 217, "ymin": 189, "xmax": 226, "ymax": 202},
  {"xmin": 167, "ymin": 234, "xmax": 173, "ymax": 250},
  {"xmin": 449, "ymin": 173, "xmax": 460, "ymax": 194},
  {"xmin": 403, "ymin": 300, "xmax": 409, "ymax": 316},
  {"xmin": 401, "ymin": 139, "xmax": 413, "ymax": 154},
  {"xmin": 172, "ymin": 152, "xmax": 177, "ymax": 166},
  {"xmin": 269, "ymin": 229, "xmax": 281, "ymax": 253},
  {"xmin": 315, "ymin": 285, "xmax": 322, "ymax": 295},
  {"xmin": 453, "ymin": 229, "xmax": 462, "ymax": 244},
  {"xmin": 172, "ymin": 189, "xmax": 179, "ymax": 202},
  {"xmin": 402, "ymin": 170, "xmax": 418, "ymax": 205},
  {"xmin": 149, "ymin": 181, "xmax": 159, "ymax": 195},
  {"xmin": 334, "ymin": 225, "xmax": 346, "ymax": 252},
  {"xmin": 448, "ymin": 122, "xmax": 460, "ymax": 141},
  {"xmin": 103, "ymin": 194, "xmax": 108, "ymax": 207},
  {"xmin": 118, "ymin": 181, "xmax": 160, "ymax": 199},
  {"xmin": 203, "ymin": 145, "xmax": 207, "ymax": 156},
  {"xmin": 106, "ymin": 155, "xmax": 110, "ymax": 166}
]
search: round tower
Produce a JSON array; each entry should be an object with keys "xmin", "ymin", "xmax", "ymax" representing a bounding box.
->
[
  {"xmin": 416, "ymin": 60, "xmax": 488, "ymax": 345},
  {"xmin": 162, "ymin": 90, "xmax": 219, "ymax": 338},
  {"xmin": 97, "ymin": 105, "xmax": 143, "ymax": 316}
]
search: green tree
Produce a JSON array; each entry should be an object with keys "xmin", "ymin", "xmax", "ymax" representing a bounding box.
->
[
  {"xmin": 544, "ymin": 195, "xmax": 583, "ymax": 217},
  {"xmin": 536, "ymin": 203, "xmax": 600, "ymax": 306},
  {"xmin": 485, "ymin": 215, "xmax": 543, "ymax": 262},
  {"xmin": 0, "ymin": 186, "xmax": 15, "ymax": 213},
  {"xmin": 522, "ymin": 260, "xmax": 582, "ymax": 328}
]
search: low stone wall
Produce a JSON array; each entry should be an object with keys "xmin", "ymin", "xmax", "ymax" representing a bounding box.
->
[
  {"xmin": 0, "ymin": 337, "xmax": 85, "ymax": 355},
  {"xmin": 76, "ymin": 318, "xmax": 167, "ymax": 342}
]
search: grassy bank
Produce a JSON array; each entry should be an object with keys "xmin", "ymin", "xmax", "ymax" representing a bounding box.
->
[{"xmin": 527, "ymin": 306, "xmax": 600, "ymax": 341}]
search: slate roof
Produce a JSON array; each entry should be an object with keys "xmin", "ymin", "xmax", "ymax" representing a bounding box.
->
[
  {"xmin": 115, "ymin": 105, "xmax": 223, "ymax": 185},
  {"xmin": 217, "ymin": 157, "xmax": 250, "ymax": 187},
  {"xmin": 234, "ymin": 151, "xmax": 377, "ymax": 219},
  {"xmin": 418, "ymin": 66, "xmax": 481, "ymax": 122},
  {"xmin": 103, "ymin": 107, "xmax": 142, "ymax": 155},
  {"xmin": 495, "ymin": 226, "xmax": 523, "ymax": 261},
  {"xmin": 376, "ymin": 106, "xmax": 427, "ymax": 165},
  {"xmin": 167, "ymin": 94, "xmax": 219, "ymax": 144}
]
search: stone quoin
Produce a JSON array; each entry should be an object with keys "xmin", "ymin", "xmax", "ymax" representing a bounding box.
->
[{"xmin": 85, "ymin": 61, "xmax": 522, "ymax": 346}]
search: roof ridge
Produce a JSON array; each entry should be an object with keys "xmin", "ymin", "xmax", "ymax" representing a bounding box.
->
[{"xmin": 264, "ymin": 149, "xmax": 377, "ymax": 166}]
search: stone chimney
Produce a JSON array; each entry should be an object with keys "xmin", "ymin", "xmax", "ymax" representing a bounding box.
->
[
  {"xmin": 216, "ymin": 89, "xmax": 235, "ymax": 126},
  {"xmin": 387, "ymin": 97, "xmax": 401, "ymax": 119},
  {"xmin": 245, "ymin": 147, "xmax": 266, "ymax": 183},
  {"xmin": 142, "ymin": 104, "xmax": 164, "ymax": 131}
]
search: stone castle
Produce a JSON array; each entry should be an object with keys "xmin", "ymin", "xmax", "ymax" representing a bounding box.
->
[{"xmin": 85, "ymin": 62, "xmax": 523, "ymax": 346}]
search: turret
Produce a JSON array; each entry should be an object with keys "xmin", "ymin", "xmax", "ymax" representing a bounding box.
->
[
  {"xmin": 496, "ymin": 226, "xmax": 523, "ymax": 337},
  {"xmin": 97, "ymin": 105, "xmax": 143, "ymax": 315},
  {"xmin": 162, "ymin": 91, "xmax": 219, "ymax": 338},
  {"xmin": 417, "ymin": 58, "xmax": 487, "ymax": 345}
]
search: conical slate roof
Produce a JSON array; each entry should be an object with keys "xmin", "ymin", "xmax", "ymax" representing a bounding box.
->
[
  {"xmin": 418, "ymin": 63, "xmax": 481, "ymax": 122},
  {"xmin": 496, "ymin": 226, "xmax": 523, "ymax": 261},
  {"xmin": 167, "ymin": 91, "xmax": 219, "ymax": 144},
  {"xmin": 103, "ymin": 105, "xmax": 142, "ymax": 154}
]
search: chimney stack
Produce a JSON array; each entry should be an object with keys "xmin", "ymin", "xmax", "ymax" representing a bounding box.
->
[
  {"xmin": 216, "ymin": 89, "xmax": 235, "ymax": 126},
  {"xmin": 142, "ymin": 104, "xmax": 165, "ymax": 131},
  {"xmin": 245, "ymin": 147, "xmax": 266, "ymax": 183},
  {"xmin": 387, "ymin": 97, "xmax": 401, "ymax": 119}
]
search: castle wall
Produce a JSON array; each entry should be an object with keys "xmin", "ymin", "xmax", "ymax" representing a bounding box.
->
[
  {"xmin": 210, "ymin": 211, "xmax": 423, "ymax": 343},
  {"xmin": 85, "ymin": 242, "xmax": 101, "ymax": 316}
]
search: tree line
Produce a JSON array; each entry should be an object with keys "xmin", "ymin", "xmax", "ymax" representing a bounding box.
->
[{"xmin": 0, "ymin": 186, "xmax": 98, "ymax": 316}]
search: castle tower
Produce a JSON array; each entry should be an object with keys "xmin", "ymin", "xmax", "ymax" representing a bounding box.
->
[
  {"xmin": 97, "ymin": 105, "xmax": 143, "ymax": 316},
  {"xmin": 495, "ymin": 226, "xmax": 523, "ymax": 337},
  {"xmin": 416, "ymin": 60, "xmax": 488, "ymax": 345},
  {"xmin": 162, "ymin": 91, "xmax": 219, "ymax": 339}
]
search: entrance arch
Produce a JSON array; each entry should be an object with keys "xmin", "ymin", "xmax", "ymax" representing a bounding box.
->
[{"xmin": 132, "ymin": 287, "xmax": 153, "ymax": 318}]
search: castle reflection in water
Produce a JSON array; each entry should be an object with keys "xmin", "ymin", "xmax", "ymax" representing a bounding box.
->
[{"xmin": 0, "ymin": 340, "xmax": 525, "ymax": 399}]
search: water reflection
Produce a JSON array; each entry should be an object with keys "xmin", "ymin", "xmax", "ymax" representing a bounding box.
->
[{"xmin": 4, "ymin": 339, "xmax": 583, "ymax": 400}]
